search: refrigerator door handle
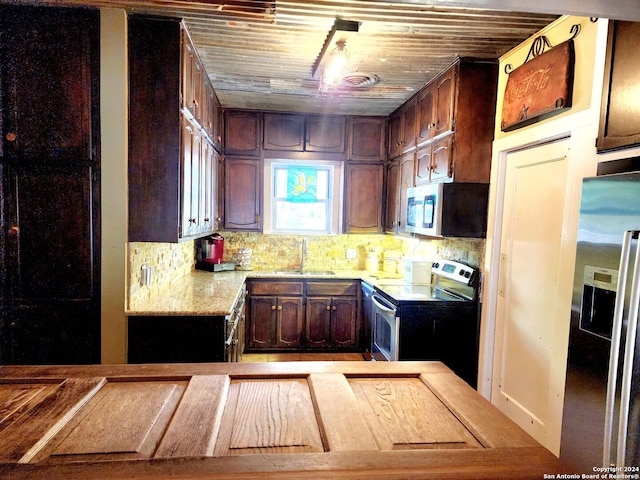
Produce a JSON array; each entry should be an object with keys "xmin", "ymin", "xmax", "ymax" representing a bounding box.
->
[
  {"xmin": 616, "ymin": 232, "xmax": 640, "ymax": 467},
  {"xmin": 604, "ymin": 230, "xmax": 637, "ymax": 467}
]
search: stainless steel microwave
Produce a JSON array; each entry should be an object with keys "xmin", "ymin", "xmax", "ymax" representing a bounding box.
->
[{"xmin": 406, "ymin": 182, "xmax": 490, "ymax": 238}]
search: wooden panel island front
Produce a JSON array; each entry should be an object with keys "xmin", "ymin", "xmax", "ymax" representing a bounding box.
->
[{"xmin": 0, "ymin": 361, "xmax": 563, "ymax": 479}]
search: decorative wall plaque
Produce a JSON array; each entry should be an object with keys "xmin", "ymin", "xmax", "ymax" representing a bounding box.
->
[{"xmin": 501, "ymin": 28, "xmax": 578, "ymax": 132}]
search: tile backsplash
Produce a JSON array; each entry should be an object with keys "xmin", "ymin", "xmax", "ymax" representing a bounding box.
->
[
  {"xmin": 218, "ymin": 232, "xmax": 485, "ymax": 272},
  {"xmin": 126, "ymin": 233, "xmax": 485, "ymax": 308},
  {"xmin": 127, "ymin": 241, "xmax": 194, "ymax": 310}
]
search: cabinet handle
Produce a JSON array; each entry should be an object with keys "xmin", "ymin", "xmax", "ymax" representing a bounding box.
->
[
  {"xmin": 332, "ymin": 306, "xmax": 337, "ymax": 311},
  {"xmin": 6, "ymin": 132, "xmax": 16, "ymax": 142},
  {"xmin": 326, "ymin": 305, "xmax": 331, "ymax": 311},
  {"xmin": 204, "ymin": 217, "xmax": 210, "ymax": 222},
  {"xmin": 271, "ymin": 305, "xmax": 276, "ymax": 311},
  {"xmin": 277, "ymin": 305, "xmax": 282, "ymax": 311},
  {"xmin": 8, "ymin": 226, "xmax": 19, "ymax": 236}
]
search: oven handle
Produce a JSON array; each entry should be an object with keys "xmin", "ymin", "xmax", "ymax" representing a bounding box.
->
[
  {"xmin": 372, "ymin": 295, "xmax": 396, "ymax": 313},
  {"xmin": 226, "ymin": 315, "xmax": 239, "ymax": 346}
]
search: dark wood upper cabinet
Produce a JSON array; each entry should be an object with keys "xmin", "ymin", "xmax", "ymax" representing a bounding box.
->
[
  {"xmin": 385, "ymin": 159, "xmax": 400, "ymax": 233},
  {"xmin": 0, "ymin": 6, "xmax": 99, "ymax": 161},
  {"xmin": 129, "ymin": 15, "xmax": 218, "ymax": 242},
  {"xmin": 344, "ymin": 163, "xmax": 384, "ymax": 233},
  {"xmin": 262, "ymin": 113, "xmax": 346, "ymax": 154},
  {"xmin": 433, "ymin": 68, "xmax": 455, "ymax": 138},
  {"xmin": 224, "ymin": 156, "xmax": 262, "ymax": 231},
  {"xmin": 417, "ymin": 85, "xmax": 435, "ymax": 144},
  {"xmin": 417, "ymin": 67, "xmax": 455, "ymax": 144},
  {"xmin": 388, "ymin": 97, "xmax": 417, "ymax": 159},
  {"xmin": 597, "ymin": 21, "xmax": 640, "ymax": 152},
  {"xmin": 388, "ymin": 110, "xmax": 403, "ymax": 159},
  {"xmin": 263, "ymin": 113, "xmax": 305, "ymax": 151},
  {"xmin": 306, "ymin": 115, "xmax": 346, "ymax": 153},
  {"xmin": 225, "ymin": 110, "xmax": 261, "ymax": 156},
  {"xmin": 401, "ymin": 96, "xmax": 417, "ymax": 152},
  {"xmin": 348, "ymin": 116, "xmax": 387, "ymax": 161},
  {"xmin": 385, "ymin": 152, "xmax": 414, "ymax": 235}
]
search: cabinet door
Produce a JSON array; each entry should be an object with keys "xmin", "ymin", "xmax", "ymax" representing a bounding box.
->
[
  {"xmin": 415, "ymin": 145, "xmax": 432, "ymax": 185},
  {"xmin": 348, "ymin": 117, "xmax": 386, "ymax": 161},
  {"xmin": 215, "ymin": 150, "xmax": 224, "ymax": 230},
  {"xmin": 200, "ymin": 138, "xmax": 215, "ymax": 234},
  {"xmin": 401, "ymin": 96, "xmax": 417, "ymax": 152},
  {"xmin": 398, "ymin": 152, "xmax": 415, "ymax": 234},
  {"xmin": 128, "ymin": 15, "xmax": 182, "ymax": 243},
  {"xmin": 263, "ymin": 113, "xmax": 304, "ymax": 151},
  {"xmin": 429, "ymin": 135, "xmax": 453, "ymax": 182},
  {"xmin": 212, "ymin": 92, "xmax": 223, "ymax": 151},
  {"xmin": 181, "ymin": 31, "xmax": 197, "ymax": 119},
  {"xmin": 344, "ymin": 163, "xmax": 384, "ymax": 233},
  {"xmin": 224, "ymin": 157, "xmax": 262, "ymax": 231},
  {"xmin": 385, "ymin": 159, "xmax": 400, "ymax": 233},
  {"xmin": 276, "ymin": 297, "xmax": 304, "ymax": 348},
  {"xmin": 0, "ymin": 6, "xmax": 98, "ymax": 161},
  {"xmin": 201, "ymin": 77, "xmax": 215, "ymax": 139},
  {"xmin": 597, "ymin": 21, "xmax": 640, "ymax": 152},
  {"xmin": 180, "ymin": 119, "xmax": 199, "ymax": 237},
  {"xmin": 388, "ymin": 111, "xmax": 403, "ymax": 159},
  {"xmin": 224, "ymin": 111, "xmax": 261, "ymax": 156},
  {"xmin": 306, "ymin": 115, "xmax": 346, "ymax": 153},
  {"xmin": 417, "ymin": 84, "xmax": 435, "ymax": 144},
  {"xmin": 305, "ymin": 297, "xmax": 332, "ymax": 349},
  {"xmin": 249, "ymin": 296, "xmax": 276, "ymax": 348},
  {"xmin": 0, "ymin": 162, "xmax": 100, "ymax": 364},
  {"xmin": 433, "ymin": 67, "xmax": 455, "ymax": 138},
  {"xmin": 331, "ymin": 297, "xmax": 359, "ymax": 348}
]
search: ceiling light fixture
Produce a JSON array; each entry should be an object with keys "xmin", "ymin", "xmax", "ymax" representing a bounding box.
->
[{"xmin": 313, "ymin": 19, "xmax": 360, "ymax": 93}]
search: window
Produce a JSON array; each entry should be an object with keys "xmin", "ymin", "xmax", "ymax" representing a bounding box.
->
[{"xmin": 264, "ymin": 160, "xmax": 342, "ymax": 234}]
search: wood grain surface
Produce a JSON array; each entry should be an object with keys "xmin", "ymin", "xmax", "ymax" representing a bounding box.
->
[{"xmin": 0, "ymin": 361, "xmax": 566, "ymax": 479}]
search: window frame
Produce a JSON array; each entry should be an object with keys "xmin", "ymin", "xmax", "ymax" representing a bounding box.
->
[{"xmin": 263, "ymin": 159, "xmax": 343, "ymax": 235}]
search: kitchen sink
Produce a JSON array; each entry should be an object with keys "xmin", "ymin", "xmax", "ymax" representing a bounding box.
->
[{"xmin": 271, "ymin": 270, "xmax": 335, "ymax": 276}]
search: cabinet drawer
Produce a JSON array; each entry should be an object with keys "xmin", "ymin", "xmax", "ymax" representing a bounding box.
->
[
  {"xmin": 306, "ymin": 281, "xmax": 358, "ymax": 296},
  {"xmin": 249, "ymin": 281, "xmax": 304, "ymax": 296}
]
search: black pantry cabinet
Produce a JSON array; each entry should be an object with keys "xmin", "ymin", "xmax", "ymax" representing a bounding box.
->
[{"xmin": 0, "ymin": 5, "xmax": 101, "ymax": 364}]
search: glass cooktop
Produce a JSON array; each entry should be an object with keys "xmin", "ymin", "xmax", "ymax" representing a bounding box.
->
[{"xmin": 375, "ymin": 284, "xmax": 466, "ymax": 302}]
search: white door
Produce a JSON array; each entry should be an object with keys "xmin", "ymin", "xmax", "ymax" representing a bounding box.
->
[{"xmin": 492, "ymin": 138, "xmax": 571, "ymax": 455}]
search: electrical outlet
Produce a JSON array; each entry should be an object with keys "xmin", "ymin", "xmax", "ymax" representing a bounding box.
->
[{"xmin": 346, "ymin": 248, "xmax": 357, "ymax": 259}]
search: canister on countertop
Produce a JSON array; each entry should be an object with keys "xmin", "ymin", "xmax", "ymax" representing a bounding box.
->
[
  {"xmin": 365, "ymin": 253, "xmax": 380, "ymax": 272},
  {"xmin": 382, "ymin": 256, "xmax": 400, "ymax": 274},
  {"xmin": 403, "ymin": 257, "xmax": 432, "ymax": 283}
]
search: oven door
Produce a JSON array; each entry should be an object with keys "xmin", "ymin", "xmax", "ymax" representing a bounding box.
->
[{"xmin": 371, "ymin": 294, "xmax": 399, "ymax": 361}]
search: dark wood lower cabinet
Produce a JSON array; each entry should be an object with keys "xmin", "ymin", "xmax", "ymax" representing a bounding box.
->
[
  {"xmin": 247, "ymin": 279, "xmax": 361, "ymax": 353},
  {"xmin": 248, "ymin": 296, "xmax": 304, "ymax": 349},
  {"xmin": 305, "ymin": 296, "xmax": 359, "ymax": 349},
  {"xmin": 128, "ymin": 315, "xmax": 226, "ymax": 363}
]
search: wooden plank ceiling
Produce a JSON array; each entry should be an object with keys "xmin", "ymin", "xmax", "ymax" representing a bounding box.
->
[{"xmin": 5, "ymin": 0, "xmax": 558, "ymax": 115}]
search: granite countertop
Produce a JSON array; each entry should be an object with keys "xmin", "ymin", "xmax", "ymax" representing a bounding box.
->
[{"xmin": 126, "ymin": 269, "xmax": 407, "ymax": 317}]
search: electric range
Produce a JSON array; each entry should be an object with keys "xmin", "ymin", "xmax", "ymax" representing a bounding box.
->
[{"xmin": 369, "ymin": 259, "xmax": 481, "ymax": 388}]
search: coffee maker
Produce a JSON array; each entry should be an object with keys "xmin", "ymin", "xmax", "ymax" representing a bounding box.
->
[{"xmin": 196, "ymin": 234, "xmax": 234, "ymax": 271}]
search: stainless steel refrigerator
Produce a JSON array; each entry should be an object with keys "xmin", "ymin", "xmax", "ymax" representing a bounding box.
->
[{"xmin": 561, "ymin": 171, "xmax": 640, "ymax": 472}]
